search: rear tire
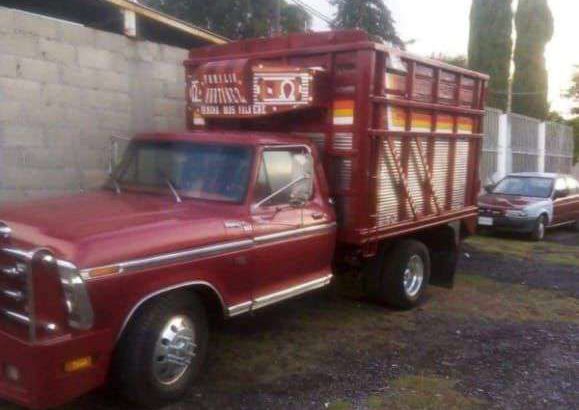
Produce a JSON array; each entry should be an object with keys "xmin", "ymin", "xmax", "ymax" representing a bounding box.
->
[
  {"xmin": 365, "ymin": 240, "xmax": 431, "ymax": 309},
  {"xmin": 114, "ymin": 292, "xmax": 208, "ymax": 408},
  {"xmin": 530, "ymin": 215, "xmax": 547, "ymax": 241}
]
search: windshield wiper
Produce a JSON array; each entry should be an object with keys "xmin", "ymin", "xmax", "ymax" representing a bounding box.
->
[
  {"xmin": 110, "ymin": 177, "xmax": 122, "ymax": 194},
  {"xmin": 164, "ymin": 177, "xmax": 182, "ymax": 204},
  {"xmin": 156, "ymin": 168, "xmax": 182, "ymax": 203}
]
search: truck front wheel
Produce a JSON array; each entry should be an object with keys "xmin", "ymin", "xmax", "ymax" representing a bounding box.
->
[
  {"xmin": 115, "ymin": 292, "xmax": 208, "ymax": 407},
  {"xmin": 365, "ymin": 240, "xmax": 431, "ymax": 309}
]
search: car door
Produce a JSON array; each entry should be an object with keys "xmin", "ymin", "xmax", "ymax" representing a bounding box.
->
[
  {"xmin": 552, "ymin": 176, "xmax": 574, "ymax": 225},
  {"xmin": 564, "ymin": 176, "xmax": 579, "ymax": 223},
  {"xmin": 249, "ymin": 145, "xmax": 335, "ymax": 305}
]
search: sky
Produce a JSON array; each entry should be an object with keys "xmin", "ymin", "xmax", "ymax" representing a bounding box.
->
[{"xmin": 304, "ymin": 0, "xmax": 578, "ymax": 117}]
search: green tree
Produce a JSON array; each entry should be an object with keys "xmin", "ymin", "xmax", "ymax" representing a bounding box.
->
[
  {"xmin": 331, "ymin": 0, "xmax": 403, "ymax": 47},
  {"xmin": 143, "ymin": 0, "xmax": 311, "ymax": 39},
  {"xmin": 511, "ymin": 0, "xmax": 553, "ymax": 119},
  {"xmin": 467, "ymin": 0, "xmax": 512, "ymax": 111},
  {"xmin": 567, "ymin": 65, "xmax": 579, "ymax": 115}
]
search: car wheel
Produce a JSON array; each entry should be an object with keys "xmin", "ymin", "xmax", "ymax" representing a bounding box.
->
[
  {"xmin": 115, "ymin": 292, "xmax": 208, "ymax": 407},
  {"xmin": 364, "ymin": 240, "xmax": 430, "ymax": 309},
  {"xmin": 530, "ymin": 215, "xmax": 546, "ymax": 241}
]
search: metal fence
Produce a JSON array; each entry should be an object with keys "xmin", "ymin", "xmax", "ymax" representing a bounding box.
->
[
  {"xmin": 545, "ymin": 122, "xmax": 574, "ymax": 173},
  {"xmin": 481, "ymin": 108, "xmax": 574, "ymax": 182}
]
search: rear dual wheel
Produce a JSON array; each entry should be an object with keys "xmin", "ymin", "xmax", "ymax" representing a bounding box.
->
[{"xmin": 365, "ymin": 239, "xmax": 431, "ymax": 309}]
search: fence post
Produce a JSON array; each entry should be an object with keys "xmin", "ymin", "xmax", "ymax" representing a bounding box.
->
[
  {"xmin": 497, "ymin": 113, "xmax": 509, "ymax": 178},
  {"xmin": 537, "ymin": 122, "xmax": 546, "ymax": 173}
]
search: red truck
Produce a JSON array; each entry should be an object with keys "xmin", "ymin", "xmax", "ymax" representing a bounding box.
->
[{"xmin": 0, "ymin": 31, "xmax": 487, "ymax": 409}]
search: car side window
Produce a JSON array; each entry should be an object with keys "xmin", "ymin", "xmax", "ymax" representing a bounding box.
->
[
  {"xmin": 565, "ymin": 177, "xmax": 579, "ymax": 195},
  {"xmin": 254, "ymin": 148, "xmax": 313, "ymax": 206}
]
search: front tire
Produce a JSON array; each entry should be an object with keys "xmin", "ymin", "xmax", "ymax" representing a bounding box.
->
[
  {"xmin": 530, "ymin": 215, "xmax": 547, "ymax": 241},
  {"xmin": 115, "ymin": 292, "xmax": 208, "ymax": 407},
  {"xmin": 365, "ymin": 240, "xmax": 431, "ymax": 309}
]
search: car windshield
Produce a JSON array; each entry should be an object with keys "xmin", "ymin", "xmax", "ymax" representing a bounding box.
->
[
  {"xmin": 112, "ymin": 140, "xmax": 253, "ymax": 203},
  {"xmin": 492, "ymin": 176, "xmax": 553, "ymax": 198}
]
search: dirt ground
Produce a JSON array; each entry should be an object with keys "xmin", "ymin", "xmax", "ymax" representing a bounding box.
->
[{"xmin": 2, "ymin": 230, "xmax": 578, "ymax": 410}]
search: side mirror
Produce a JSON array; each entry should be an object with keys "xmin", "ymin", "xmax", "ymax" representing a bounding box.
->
[
  {"xmin": 554, "ymin": 188, "xmax": 569, "ymax": 199},
  {"xmin": 484, "ymin": 184, "xmax": 494, "ymax": 194}
]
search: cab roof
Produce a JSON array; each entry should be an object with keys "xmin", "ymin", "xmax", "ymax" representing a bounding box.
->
[
  {"xmin": 133, "ymin": 130, "xmax": 314, "ymax": 147},
  {"xmin": 508, "ymin": 171, "xmax": 560, "ymax": 179}
]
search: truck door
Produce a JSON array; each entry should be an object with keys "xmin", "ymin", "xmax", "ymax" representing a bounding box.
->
[{"xmin": 249, "ymin": 145, "xmax": 335, "ymax": 304}]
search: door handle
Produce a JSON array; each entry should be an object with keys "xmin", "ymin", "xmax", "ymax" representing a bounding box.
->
[{"xmin": 312, "ymin": 212, "xmax": 324, "ymax": 220}]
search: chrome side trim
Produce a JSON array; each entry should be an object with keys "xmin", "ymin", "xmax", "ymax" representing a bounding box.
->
[
  {"xmin": 252, "ymin": 275, "xmax": 332, "ymax": 311},
  {"xmin": 254, "ymin": 222, "xmax": 337, "ymax": 244},
  {"xmin": 0, "ymin": 222, "xmax": 11, "ymax": 239},
  {"xmin": 80, "ymin": 222, "xmax": 336, "ymax": 279},
  {"xmin": 80, "ymin": 239, "xmax": 254, "ymax": 279},
  {"xmin": 226, "ymin": 274, "xmax": 333, "ymax": 317},
  {"xmin": 228, "ymin": 301, "xmax": 252, "ymax": 317},
  {"xmin": 115, "ymin": 280, "xmax": 227, "ymax": 342}
]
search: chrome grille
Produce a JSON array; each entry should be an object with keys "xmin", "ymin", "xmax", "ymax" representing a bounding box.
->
[{"xmin": 0, "ymin": 249, "xmax": 32, "ymax": 335}]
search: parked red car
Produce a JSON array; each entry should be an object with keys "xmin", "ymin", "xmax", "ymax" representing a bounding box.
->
[{"xmin": 477, "ymin": 172, "xmax": 579, "ymax": 240}]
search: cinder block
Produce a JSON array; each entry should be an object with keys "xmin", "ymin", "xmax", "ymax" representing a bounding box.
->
[
  {"xmin": 0, "ymin": 7, "xmax": 15, "ymax": 34},
  {"xmin": 59, "ymin": 23, "xmax": 95, "ymax": 47},
  {"xmin": 160, "ymin": 45, "xmax": 187, "ymax": 63},
  {"xmin": 111, "ymin": 53, "xmax": 131, "ymax": 74},
  {"xmin": 85, "ymin": 89, "xmax": 131, "ymax": 113},
  {"xmin": 154, "ymin": 98, "xmax": 183, "ymax": 117},
  {"xmin": 0, "ymin": 54, "xmax": 18, "ymax": 77},
  {"xmin": 82, "ymin": 169, "xmax": 109, "ymax": 189},
  {"xmin": 95, "ymin": 31, "xmax": 133, "ymax": 56},
  {"xmin": 137, "ymin": 41, "xmax": 160, "ymax": 62},
  {"xmin": 0, "ymin": 101, "xmax": 22, "ymax": 122},
  {"xmin": 78, "ymin": 47, "xmax": 114, "ymax": 70},
  {"xmin": 153, "ymin": 116, "xmax": 169, "ymax": 131},
  {"xmin": 164, "ymin": 80, "xmax": 185, "ymax": 100},
  {"xmin": 79, "ymin": 147, "xmax": 109, "ymax": 169},
  {"xmin": 18, "ymin": 58, "xmax": 59, "ymax": 83},
  {"xmin": 42, "ymin": 84, "xmax": 84, "ymax": 107},
  {"xmin": 96, "ymin": 71, "xmax": 130, "ymax": 93},
  {"xmin": 0, "ymin": 125, "xmax": 44, "ymax": 147},
  {"xmin": 60, "ymin": 66, "xmax": 98, "ymax": 88},
  {"xmin": 21, "ymin": 146, "xmax": 75, "ymax": 169},
  {"xmin": 0, "ymin": 78, "xmax": 43, "ymax": 102},
  {"xmin": 0, "ymin": 146, "xmax": 25, "ymax": 167},
  {"xmin": 0, "ymin": 188, "xmax": 29, "ymax": 203},
  {"xmin": 3, "ymin": 166, "xmax": 78, "ymax": 190},
  {"xmin": 38, "ymin": 38, "xmax": 76, "ymax": 65},
  {"xmin": 97, "ymin": 110, "xmax": 131, "ymax": 131},
  {"xmin": 0, "ymin": 33, "xmax": 38, "ymax": 58},
  {"xmin": 152, "ymin": 62, "xmax": 182, "ymax": 81},
  {"xmin": 44, "ymin": 126, "xmax": 81, "ymax": 147},
  {"xmin": 23, "ymin": 102, "xmax": 66, "ymax": 126},
  {"xmin": 15, "ymin": 12, "xmax": 59, "ymax": 39}
]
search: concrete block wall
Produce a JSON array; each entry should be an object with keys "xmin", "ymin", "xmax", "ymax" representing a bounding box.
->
[{"xmin": 0, "ymin": 7, "xmax": 188, "ymax": 201}]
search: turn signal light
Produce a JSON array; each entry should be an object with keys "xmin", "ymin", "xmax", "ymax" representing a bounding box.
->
[{"xmin": 64, "ymin": 356, "xmax": 93, "ymax": 373}]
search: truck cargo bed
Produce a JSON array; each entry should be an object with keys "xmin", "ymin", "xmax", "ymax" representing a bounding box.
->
[{"xmin": 185, "ymin": 30, "xmax": 488, "ymax": 247}]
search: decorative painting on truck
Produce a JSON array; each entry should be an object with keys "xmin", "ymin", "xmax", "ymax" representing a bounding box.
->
[{"xmin": 187, "ymin": 59, "xmax": 326, "ymax": 121}]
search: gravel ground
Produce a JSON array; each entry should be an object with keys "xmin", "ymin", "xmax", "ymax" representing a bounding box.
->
[{"xmin": 2, "ymin": 230, "xmax": 577, "ymax": 410}]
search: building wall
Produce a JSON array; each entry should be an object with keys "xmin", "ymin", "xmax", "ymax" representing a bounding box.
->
[{"xmin": 0, "ymin": 7, "xmax": 188, "ymax": 201}]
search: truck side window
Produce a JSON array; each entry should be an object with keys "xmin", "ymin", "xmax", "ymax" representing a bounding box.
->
[{"xmin": 254, "ymin": 148, "xmax": 313, "ymax": 206}]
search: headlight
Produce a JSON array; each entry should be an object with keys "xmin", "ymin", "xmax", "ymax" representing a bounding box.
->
[
  {"xmin": 57, "ymin": 260, "xmax": 94, "ymax": 330},
  {"xmin": 505, "ymin": 209, "xmax": 527, "ymax": 218}
]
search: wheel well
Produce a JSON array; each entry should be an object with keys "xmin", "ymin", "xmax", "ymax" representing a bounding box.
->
[
  {"xmin": 116, "ymin": 283, "xmax": 226, "ymax": 343},
  {"xmin": 401, "ymin": 223, "xmax": 460, "ymax": 288}
]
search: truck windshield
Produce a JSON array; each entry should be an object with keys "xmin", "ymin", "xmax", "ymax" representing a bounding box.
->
[
  {"xmin": 113, "ymin": 141, "xmax": 253, "ymax": 203},
  {"xmin": 492, "ymin": 176, "xmax": 553, "ymax": 198}
]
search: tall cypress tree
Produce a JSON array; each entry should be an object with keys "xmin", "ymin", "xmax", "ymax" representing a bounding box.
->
[
  {"xmin": 512, "ymin": 0, "xmax": 553, "ymax": 119},
  {"xmin": 467, "ymin": 0, "xmax": 513, "ymax": 111}
]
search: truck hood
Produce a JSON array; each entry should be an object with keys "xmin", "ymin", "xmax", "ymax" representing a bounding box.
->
[
  {"xmin": 478, "ymin": 193, "xmax": 546, "ymax": 210},
  {"xmin": 0, "ymin": 191, "xmax": 245, "ymax": 268}
]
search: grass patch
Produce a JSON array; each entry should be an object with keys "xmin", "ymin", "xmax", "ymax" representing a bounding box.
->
[
  {"xmin": 465, "ymin": 235, "xmax": 579, "ymax": 267},
  {"xmin": 429, "ymin": 274, "xmax": 579, "ymax": 324},
  {"xmin": 369, "ymin": 375, "xmax": 485, "ymax": 410},
  {"xmin": 327, "ymin": 375, "xmax": 485, "ymax": 410}
]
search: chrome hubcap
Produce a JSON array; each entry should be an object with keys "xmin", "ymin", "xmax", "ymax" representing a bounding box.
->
[
  {"xmin": 403, "ymin": 254, "xmax": 424, "ymax": 298},
  {"xmin": 153, "ymin": 315, "xmax": 196, "ymax": 385}
]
